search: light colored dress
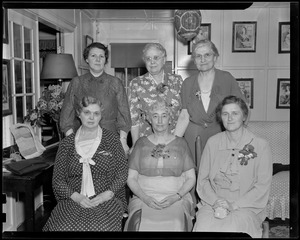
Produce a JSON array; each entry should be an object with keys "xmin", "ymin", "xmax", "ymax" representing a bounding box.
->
[
  {"xmin": 128, "ymin": 72, "xmax": 183, "ymax": 137},
  {"xmin": 193, "ymin": 127, "xmax": 273, "ymax": 238},
  {"xmin": 124, "ymin": 136, "xmax": 196, "ymax": 231}
]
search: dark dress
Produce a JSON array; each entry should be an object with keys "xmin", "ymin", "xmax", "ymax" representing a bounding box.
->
[
  {"xmin": 181, "ymin": 68, "xmax": 247, "ymax": 167},
  {"xmin": 42, "ymin": 128, "xmax": 128, "ymax": 231},
  {"xmin": 60, "ymin": 71, "xmax": 132, "ymax": 134}
]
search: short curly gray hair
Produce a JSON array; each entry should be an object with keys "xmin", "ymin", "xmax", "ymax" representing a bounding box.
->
[
  {"xmin": 146, "ymin": 99, "xmax": 171, "ymax": 123},
  {"xmin": 142, "ymin": 43, "xmax": 167, "ymax": 61}
]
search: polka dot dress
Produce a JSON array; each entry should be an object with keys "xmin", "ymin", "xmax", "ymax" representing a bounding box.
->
[{"xmin": 43, "ymin": 129, "xmax": 128, "ymax": 231}]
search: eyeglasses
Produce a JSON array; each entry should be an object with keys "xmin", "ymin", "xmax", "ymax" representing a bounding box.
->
[
  {"xmin": 144, "ymin": 55, "xmax": 164, "ymax": 63},
  {"xmin": 194, "ymin": 53, "xmax": 214, "ymax": 60}
]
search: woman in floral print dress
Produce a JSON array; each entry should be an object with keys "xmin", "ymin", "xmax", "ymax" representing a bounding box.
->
[
  {"xmin": 128, "ymin": 43, "xmax": 183, "ymax": 148},
  {"xmin": 43, "ymin": 96, "xmax": 128, "ymax": 231}
]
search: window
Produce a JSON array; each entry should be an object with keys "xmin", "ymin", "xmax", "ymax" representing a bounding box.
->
[{"xmin": 10, "ymin": 21, "xmax": 36, "ymax": 125}]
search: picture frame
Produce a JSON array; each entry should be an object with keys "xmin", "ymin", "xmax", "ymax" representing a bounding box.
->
[
  {"xmin": 85, "ymin": 35, "xmax": 93, "ymax": 47},
  {"xmin": 232, "ymin": 21, "xmax": 257, "ymax": 52},
  {"xmin": 278, "ymin": 22, "xmax": 290, "ymax": 53},
  {"xmin": 276, "ymin": 78, "xmax": 290, "ymax": 109},
  {"xmin": 3, "ymin": 7, "xmax": 8, "ymax": 44},
  {"xmin": 2, "ymin": 59, "xmax": 12, "ymax": 116},
  {"xmin": 236, "ymin": 78, "xmax": 254, "ymax": 109},
  {"xmin": 188, "ymin": 23, "xmax": 211, "ymax": 55}
]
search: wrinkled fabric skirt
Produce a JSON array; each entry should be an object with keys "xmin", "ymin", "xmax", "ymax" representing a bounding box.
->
[
  {"xmin": 192, "ymin": 204, "xmax": 263, "ymax": 238},
  {"xmin": 124, "ymin": 175, "xmax": 195, "ymax": 231}
]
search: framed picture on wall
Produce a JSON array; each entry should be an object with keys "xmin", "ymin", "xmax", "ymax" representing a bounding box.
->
[
  {"xmin": 3, "ymin": 59, "xmax": 12, "ymax": 116},
  {"xmin": 232, "ymin": 21, "xmax": 257, "ymax": 52},
  {"xmin": 278, "ymin": 22, "xmax": 290, "ymax": 53},
  {"xmin": 3, "ymin": 7, "xmax": 8, "ymax": 44},
  {"xmin": 188, "ymin": 23, "xmax": 211, "ymax": 55},
  {"xmin": 276, "ymin": 78, "xmax": 290, "ymax": 109},
  {"xmin": 85, "ymin": 35, "xmax": 93, "ymax": 48},
  {"xmin": 236, "ymin": 78, "xmax": 254, "ymax": 109}
]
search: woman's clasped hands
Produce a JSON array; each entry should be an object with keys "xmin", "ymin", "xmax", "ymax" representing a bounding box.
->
[
  {"xmin": 71, "ymin": 190, "xmax": 114, "ymax": 208},
  {"xmin": 143, "ymin": 194, "xmax": 180, "ymax": 210}
]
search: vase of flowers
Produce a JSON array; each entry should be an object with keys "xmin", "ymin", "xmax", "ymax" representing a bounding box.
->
[{"xmin": 24, "ymin": 84, "xmax": 65, "ymax": 141}]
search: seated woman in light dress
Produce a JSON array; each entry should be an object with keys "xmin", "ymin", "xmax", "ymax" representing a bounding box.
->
[
  {"xmin": 193, "ymin": 96, "xmax": 272, "ymax": 238},
  {"xmin": 124, "ymin": 99, "xmax": 196, "ymax": 231}
]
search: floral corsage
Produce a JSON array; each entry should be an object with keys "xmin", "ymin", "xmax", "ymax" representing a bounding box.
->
[
  {"xmin": 195, "ymin": 90, "xmax": 201, "ymax": 100},
  {"xmin": 151, "ymin": 144, "xmax": 170, "ymax": 159},
  {"xmin": 238, "ymin": 139, "xmax": 257, "ymax": 165},
  {"xmin": 156, "ymin": 83, "xmax": 169, "ymax": 93}
]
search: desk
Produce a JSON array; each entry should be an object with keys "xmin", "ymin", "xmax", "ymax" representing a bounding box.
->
[{"xmin": 2, "ymin": 146, "xmax": 58, "ymax": 232}]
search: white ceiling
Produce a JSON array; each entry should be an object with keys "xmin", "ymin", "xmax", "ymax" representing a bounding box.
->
[{"xmin": 83, "ymin": 2, "xmax": 290, "ymax": 20}]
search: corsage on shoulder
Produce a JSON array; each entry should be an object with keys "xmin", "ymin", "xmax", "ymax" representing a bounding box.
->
[{"xmin": 238, "ymin": 138, "xmax": 257, "ymax": 165}]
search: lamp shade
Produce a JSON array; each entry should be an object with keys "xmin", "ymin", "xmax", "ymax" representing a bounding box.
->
[
  {"xmin": 174, "ymin": 10, "xmax": 202, "ymax": 42},
  {"xmin": 40, "ymin": 53, "xmax": 78, "ymax": 79}
]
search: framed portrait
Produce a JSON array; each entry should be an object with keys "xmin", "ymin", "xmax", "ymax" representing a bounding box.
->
[
  {"xmin": 236, "ymin": 78, "xmax": 254, "ymax": 109},
  {"xmin": 3, "ymin": 7, "xmax": 8, "ymax": 44},
  {"xmin": 276, "ymin": 78, "xmax": 290, "ymax": 109},
  {"xmin": 2, "ymin": 59, "xmax": 12, "ymax": 116},
  {"xmin": 232, "ymin": 21, "xmax": 257, "ymax": 52},
  {"xmin": 188, "ymin": 23, "xmax": 211, "ymax": 55},
  {"xmin": 278, "ymin": 22, "xmax": 290, "ymax": 53},
  {"xmin": 85, "ymin": 35, "xmax": 93, "ymax": 47}
]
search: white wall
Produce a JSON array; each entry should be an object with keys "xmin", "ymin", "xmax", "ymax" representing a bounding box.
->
[{"xmin": 175, "ymin": 6, "xmax": 290, "ymax": 121}]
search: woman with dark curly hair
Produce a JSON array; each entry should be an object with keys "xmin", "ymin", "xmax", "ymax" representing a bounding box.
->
[{"xmin": 60, "ymin": 42, "xmax": 131, "ymax": 154}]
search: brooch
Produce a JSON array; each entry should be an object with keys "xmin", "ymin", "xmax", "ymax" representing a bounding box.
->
[{"xmin": 156, "ymin": 83, "xmax": 169, "ymax": 93}]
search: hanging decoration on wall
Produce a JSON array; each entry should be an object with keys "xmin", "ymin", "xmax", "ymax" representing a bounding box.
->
[{"xmin": 174, "ymin": 10, "xmax": 202, "ymax": 42}]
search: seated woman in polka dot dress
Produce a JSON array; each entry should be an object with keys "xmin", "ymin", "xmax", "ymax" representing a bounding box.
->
[{"xmin": 43, "ymin": 96, "xmax": 128, "ymax": 231}]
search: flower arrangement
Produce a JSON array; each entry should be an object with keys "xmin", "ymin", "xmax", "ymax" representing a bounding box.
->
[
  {"xmin": 156, "ymin": 83, "xmax": 169, "ymax": 94},
  {"xmin": 151, "ymin": 144, "xmax": 170, "ymax": 159},
  {"xmin": 238, "ymin": 139, "xmax": 257, "ymax": 165},
  {"xmin": 24, "ymin": 85, "xmax": 65, "ymax": 127}
]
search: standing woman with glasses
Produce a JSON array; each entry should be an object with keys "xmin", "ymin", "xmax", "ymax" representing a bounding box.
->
[
  {"xmin": 128, "ymin": 43, "xmax": 183, "ymax": 149},
  {"xmin": 174, "ymin": 40, "xmax": 247, "ymax": 170}
]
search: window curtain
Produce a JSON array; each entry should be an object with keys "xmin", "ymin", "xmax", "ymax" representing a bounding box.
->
[{"xmin": 110, "ymin": 43, "xmax": 147, "ymax": 68}]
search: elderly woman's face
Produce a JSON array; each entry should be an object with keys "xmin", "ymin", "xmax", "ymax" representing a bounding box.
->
[
  {"xmin": 149, "ymin": 108, "xmax": 170, "ymax": 133},
  {"xmin": 79, "ymin": 103, "xmax": 102, "ymax": 129},
  {"xmin": 144, "ymin": 47, "xmax": 166, "ymax": 75},
  {"xmin": 221, "ymin": 103, "xmax": 245, "ymax": 133},
  {"xmin": 193, "ymin": 45, "xmax": 217, "ymax": 73},
  {"xmin": 86, "ymin": 48, "xmax": 106, "ymax": 75}
]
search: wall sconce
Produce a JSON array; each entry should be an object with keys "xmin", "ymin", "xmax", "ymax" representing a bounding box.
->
[{"xmin": 40, "ymin": 53, "xmax": 78, "ymax": 85}]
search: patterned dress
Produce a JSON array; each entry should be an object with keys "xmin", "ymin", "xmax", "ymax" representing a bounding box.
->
[
  {"xmin": 42, "ymin": 128, "xmax": 128, "ymax": 231},
  {"xmin": 128, "ymin": 72, "xmax": 183, "ymax": 137},
  {"xmin": 124, "ymin": 136, "xmax": 196, "ymax": 231}
]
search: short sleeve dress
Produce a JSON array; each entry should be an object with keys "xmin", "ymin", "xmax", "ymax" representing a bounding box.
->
[
  {"xmin": 42, "ymin": 128, "xmax": 128, "ymax": 231},
  {"xmin": 128, "ymin": 72, "xmax": 183, "ymax": 137},
  {"xmin": 124, "ymin": 136, "xmax": 196, "ymax": 231}
]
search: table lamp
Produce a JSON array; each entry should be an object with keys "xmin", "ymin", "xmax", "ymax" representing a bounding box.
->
[{"xmin": 40, "ymin": 53, "xmax": 78, "ymax": 85}]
